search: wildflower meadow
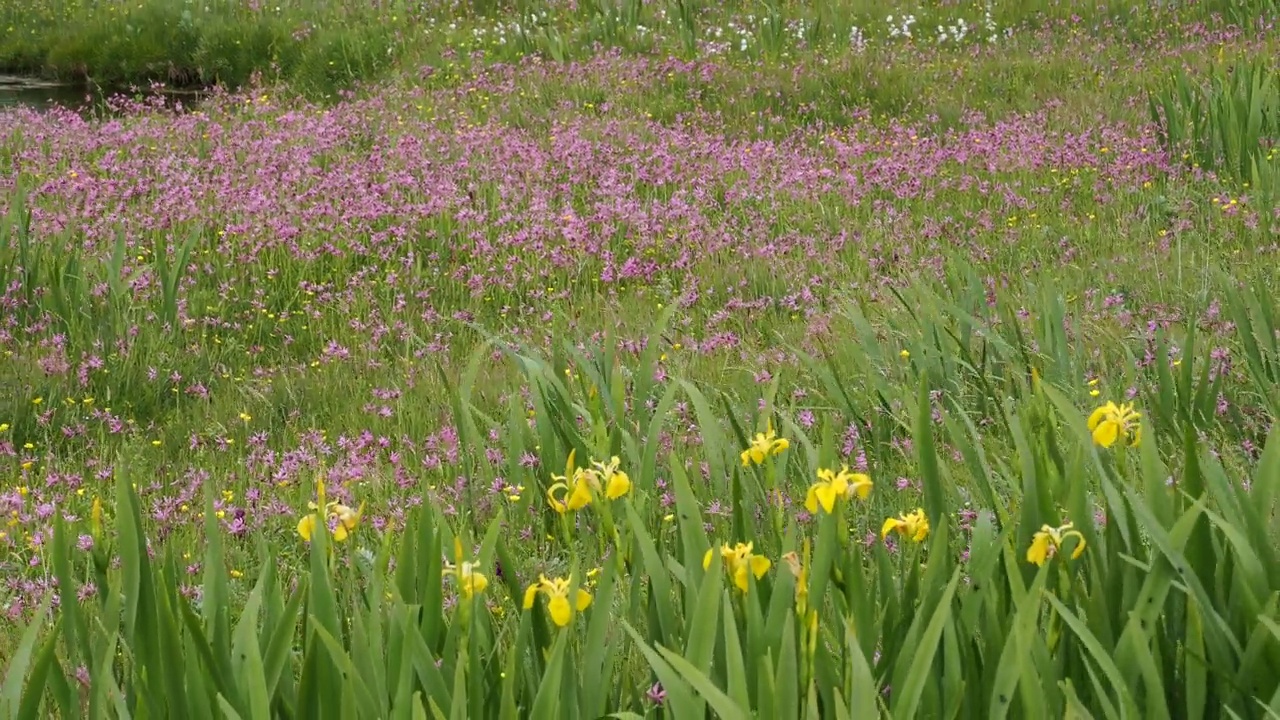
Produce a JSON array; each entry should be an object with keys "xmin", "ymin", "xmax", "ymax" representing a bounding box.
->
[{"xmin": 2, "ymin": 0, "xmax": 1280, "ymax": 718}]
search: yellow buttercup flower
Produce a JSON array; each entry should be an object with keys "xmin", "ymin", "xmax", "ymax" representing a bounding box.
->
[
  {"xmin": 1087, "ymin": 401, "xmax": 1141, "ymax": 448},
  {"xmin": 703, "ymin": 541, "xmax": 772, "ymax": 592},
  {"xmin": 296, "ymin": 478, "xmax": 364, "ymax": 543},
  {"xmin": 881, "ymin": 508, "xmax": 930, "ymax": 543},
  {"xmin": 740, "ymin": 426, "xmax": 789, "ymax": 466},
  {"xmin": 1026, "ymin": 523, "xmax": 1087, "ymax": 566},
  {"xmin": 443, "ymin": 537, "xmax": 489, "ymax": 599},
  {"xmin": 523, "ymin": 574, "xmax": 592, "ymax": 627},
  {"xmin": 804, "ymin": 465, "xmax": 873, "ymax": 514}
]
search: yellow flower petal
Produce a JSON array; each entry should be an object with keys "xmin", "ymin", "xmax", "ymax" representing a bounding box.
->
[
  {"xmin": 828, "ymin": 470, "xmax": 849, "ymax": 495},
  {"xmin": 567, "ymin": 475, "xmax": 593, "ymax": 510},
  {"xmin": 334, "ymin": 502, "xmax": 362, "ymax": 531},
  {"xmin": 546, "ymin": 483, "xmax": 569, "ymax": 514},
  {"xmin": 1086, "ymin": 405, "xmax": 1109, "ymax": 431},
  {"xmin": 881, "ymin": 517, "xmax": 904, "ymax": 540},
  {"xmin": 575, "ymin": 588, "xmax": 592, "ymax": 612},
  {"xmin": 749, "ymin": 554, "xmax": 771, "ymax": 579},
  {"xmin": 522, "ymin": 584, "xmax": 539, "ymax": 610},
  {"xmin": 803, "ymin": 485, "xmax": 820, "ymax": 514},
  {"xmin": 548, "ymin": 595, "xmax": 572, "ymax": 626},
  {"xmin": 732, "ymin": 564, "xmax": 749, "ymax": 592},
  {"xmin": 912, "ymin": 520, "xmax": 930, "ymax": 543},
  {"xmin": 815, "ymin": 483, "xmax": 838, "ymax": 514},
  {"xmin": 1065, "ymin": 531, "xmax": 1087, "ymax": 559},
  {"xmin": 1026, "ymin": 531, "xmax": 1051, "ymax": 566},
  {"xmin": 702, "ymin": 548, "xmax": 714, "ymax": 570},
  {"xmin": 850, "ymin": 476, "xmax": 873, "ymax": 500},
  {"xmin": 297, "ymin": 514, "xmax": 315, "ymax": 542},
  {"xmin": 605, "ymin": 471, "xmax": 631, "ymax": 499},
  {"xmin": 1092, "ymin": 420, "xmax": 1119, "ymax": 448}
]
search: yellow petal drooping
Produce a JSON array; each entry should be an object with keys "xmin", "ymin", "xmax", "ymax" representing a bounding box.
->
[
  {"xmin": 605, "ymin": 470, "xmax": 631, "ymax": 499},
  {"xmin": 567, "ymin": 478, "xmax": 593, "ymax": 510},
  {"xmin": 548, "ymin": 594, "xmax": 572, "ymax": 627},
  {"xmin": 1026, "ymin": 531, "xmax": 1051, "ymax": 566},
  {"xmin": 547, "ymin": 483, "xmax": 569, "ymax": 514},
  {"xmin": 331, "ymin": 523, "xmax": 349, "ymax": 542},
  {"xmin": 803, "ymin": 485, "xmax": 820, "ymax": 514},
  {"xmin": 850, "ymin": 475, "xmax": 874, "ymax": 500},
  {"xmin": 749, "ymin": 554, "xmax": 771, "ymax": 579},
  {"xmin": 881, "ymin": 517, "xmax": 904, "ymax": 540},
  {"xmin": 1092, "ymin": 421, "xmax": 1119, "ymax": 448},
  {"xmin": 297, "ymin": 514, "xmax": 316, "ymax": 542}
]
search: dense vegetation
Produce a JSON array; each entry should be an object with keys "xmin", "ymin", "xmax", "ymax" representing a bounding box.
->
[{"xmin": 1, "ymin": 0, "xmax": 1279, "ymax": 717}]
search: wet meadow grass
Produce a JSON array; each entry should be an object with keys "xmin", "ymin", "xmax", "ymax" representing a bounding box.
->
[{"xmin": 1, "ymin": 1, "xmax": 1280, "ymax": 717}]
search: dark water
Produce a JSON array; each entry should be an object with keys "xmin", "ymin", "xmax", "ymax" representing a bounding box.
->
[
  {"xmin": 0, "ymin": 75, "xmax": 91, "ymax": 110},
  {"xmin": 1, "ymin": 74, "xmax": 205, "ymax": 113}
]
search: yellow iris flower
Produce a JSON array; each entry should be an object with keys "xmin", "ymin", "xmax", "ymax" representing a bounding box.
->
[
  {"xmin": 1086, "ymin": 401, "xmax": 1141, "ymax": 448},
  {"xmin": 740, "ymin": 426, "xmax": 790, "ymax": 466},
  {"xmin": 523, "ymin": 574, "xmax": 593, "ymax": 627},
  {"xmin": 703, "ymin": 541, "xmax": 772, "ymax": 592},
  {"xmin": 546, "ymin": 453, "xmax": 631, "ymax": 514},
  {"xmin": 1026, "ymin": 523, "xmax": 1087, "ymax": 566},
  {"xmin": 443, "ymin": 538, "xmax": 489, "ymax": 599},
  {"xmin": 546, "ymin": 468, "xmax": 594, "ymax": 514},
  {"xmin": 881, "ymin": 508, "xmax": 930, "ymax": 543},
  {"xmin": 804, "ymin": 465, "xmax": 873, "ymax": 514},
  {"xmin": 296, "ymin": 478, "xmax": 363, "ymax": 543},
  {"xmin": 590, "ymin": 456, "xmax": 633, "ymax": 499},
  {"xmin": 781, "ymin": 538, "xmax": 812, "ymax": 614}
]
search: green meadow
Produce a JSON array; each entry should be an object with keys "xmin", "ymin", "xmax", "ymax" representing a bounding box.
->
[{"xmin": 1, "ymin": 0, "xmax": 1279, "ymax": 717}]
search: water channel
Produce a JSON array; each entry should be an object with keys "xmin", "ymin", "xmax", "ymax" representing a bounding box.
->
[
  {"xmin": 1, "ymin": 74, "xmax": 204, "ymax": 112},
  {"xmin": 0, "ymin": 75, "xmax": 94, "ymax": 110}
]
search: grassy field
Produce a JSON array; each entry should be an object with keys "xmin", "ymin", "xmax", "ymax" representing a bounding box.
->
[{"xmin": 2, "ymin": 0, "xmax": 1280, "ymax": 717}]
